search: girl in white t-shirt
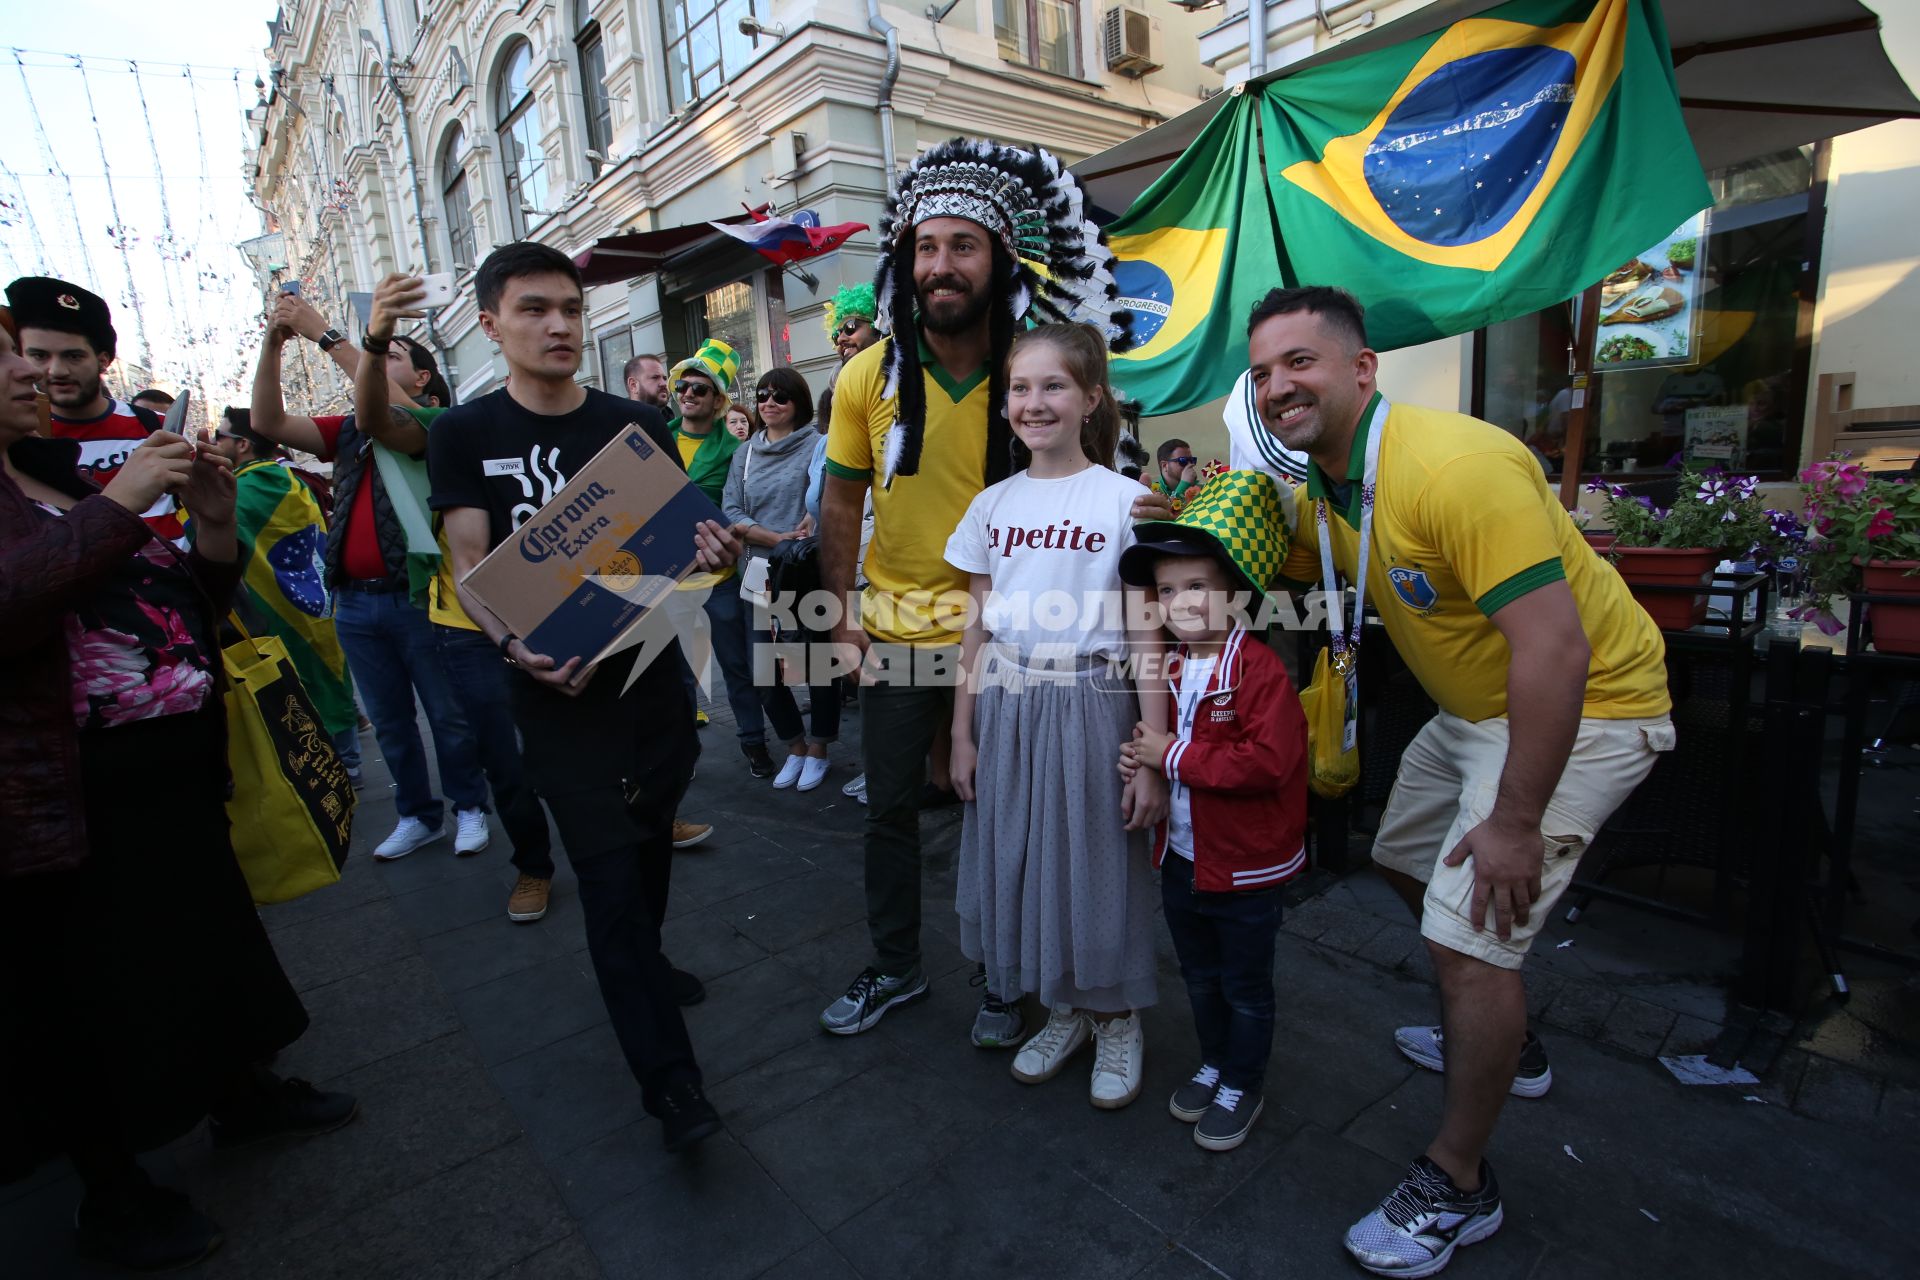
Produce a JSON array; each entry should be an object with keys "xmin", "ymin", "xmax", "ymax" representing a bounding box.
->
[{"xmin": 945, "ymin": 323, "xmax": 1167, "ymax": 1110}]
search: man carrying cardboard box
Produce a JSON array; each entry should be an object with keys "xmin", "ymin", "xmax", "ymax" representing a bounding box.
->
[{"xmin": 414, "ymin": 242, "xmax": 743, "ymax": 1154}]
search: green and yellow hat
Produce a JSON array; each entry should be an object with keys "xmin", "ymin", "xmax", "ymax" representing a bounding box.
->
[
  {"xmin": 670, "ymin": 337, "xmax": 740, "ymax": 406},
  {"xmin": 1119, "ymin": 469, "xmax": 1291, "ymax": 597}
]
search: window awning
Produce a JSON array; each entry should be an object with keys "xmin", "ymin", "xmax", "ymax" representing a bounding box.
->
[
  {"xmin": 571, "ymin": 212, "xmax": 759, "ymax": 288},
  {"xmin": 1074, "ymin": 0, "xmax": 1920, "ymax": 216}
]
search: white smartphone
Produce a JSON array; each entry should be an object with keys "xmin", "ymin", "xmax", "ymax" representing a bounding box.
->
[{"xmin": 417, "ymin": 272, "xmax": 456, "ymax": 309}]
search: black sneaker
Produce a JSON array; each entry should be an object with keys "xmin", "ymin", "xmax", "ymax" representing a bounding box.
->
[
  {"xmin": 74, "ymin": 1182, "xmax": 223, "ymax": 1272},
  {"xmin": 671, "ymin": 967, "xmax": 706, "ymax": 1007},
  {"xmin": 658, "ymin": 1082, "xmax": 723, "ymax": 1153},
  {"xmin": 1193, "ymin": 1084, "xmax": 1262, "ymax": 1151},
  {"xmin": 208, "ymin": 1076, "xmax": 360, "ymax": 1151},
  {"xmin": 742, "ymin": 744, "xmax": 776, "ymax": 779},
  {"xmin": 1345, "ymin": 1156, "xmax": 1503, "ymax": 1277},
  {"xmin": 1393, "ymin": 1026, "xmax": 1553, "ymax": 1098},
  {"xmin": 1169, "ymin": 1064, "xmax": 1221, "ymax": 1123}
]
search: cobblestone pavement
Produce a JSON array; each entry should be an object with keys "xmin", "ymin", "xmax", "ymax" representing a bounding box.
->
[{"xmin": 3, "ymin": 693, "xmax": 1910, "ymax": 1279}]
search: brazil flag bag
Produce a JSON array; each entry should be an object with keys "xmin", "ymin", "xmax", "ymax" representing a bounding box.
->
[{"xmin": 223, "ymin": 618, "xmax": 355, "ymax": 903}]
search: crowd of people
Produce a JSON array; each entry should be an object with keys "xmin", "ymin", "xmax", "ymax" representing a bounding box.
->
[{"xmin": 0, "ymin": 134, "xmax": 1678, "ymax": 1280}]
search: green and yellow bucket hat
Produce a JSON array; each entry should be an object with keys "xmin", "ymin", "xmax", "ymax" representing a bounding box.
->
[{"xmin": 1119, "ymin": 469, "xmax": 1291, "ymax": 597}]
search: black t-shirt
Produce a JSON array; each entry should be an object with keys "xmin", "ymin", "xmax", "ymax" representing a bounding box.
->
[{"xmin": 428, "ymin": 386, "xmax": 674, "ymax": 549}]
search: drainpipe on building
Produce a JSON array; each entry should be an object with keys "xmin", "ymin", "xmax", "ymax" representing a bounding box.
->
[
  {"xmin": 1247, "ymin": 0, "xmax": 1268, "ymax": 78},
  {"xmin": 864, "ymin": 0, "xmax": 901, "ymax": 198},
  {"xmin": 372, "ymin": 14, "xmax": 449, "ymax": 367}
]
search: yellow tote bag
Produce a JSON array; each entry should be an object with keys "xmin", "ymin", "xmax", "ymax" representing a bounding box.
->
[
  {"xmin": 222, "ymin": 622, "xmax": 355, "ymax": 904},
  {"xmin": 1299, "ymin": 647, "xmax": 1361, "ymax": 800}
]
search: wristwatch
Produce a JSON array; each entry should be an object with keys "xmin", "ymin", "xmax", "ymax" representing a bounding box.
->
[
  {"xmin": 317, "ymin": 327, "xmax": 346, "ymax": 352},
  {"xmin": 498, "ymin": 632, "xmax": 519, "ymax": 662}
]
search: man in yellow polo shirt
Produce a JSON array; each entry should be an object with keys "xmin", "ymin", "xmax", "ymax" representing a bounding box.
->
[
  {"xmin": 817, "ymin": 138, "xmax": 1153, "ymax": 1038},
  {"xmin": 1247, "ymin": 287, "xmax": 1672, "ymax": 1277}
]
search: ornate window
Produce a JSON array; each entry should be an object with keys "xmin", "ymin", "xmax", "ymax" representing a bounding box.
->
[
  {"xmin": 495, "ymin": 41, "xmax": 550, "ymax": 236},
  {"xmin": 994, "ymin": 0, "xmax": 1080, "ymax": 77},
  {"xmin": 663, "ymin": 1, "xmax": 759, "ymax": 112},
  {"xmin": 440, "ymin": 125, "xmax": 476, "ymax": 269},
  {"xmin": 575, "ymin": 1, "xmax": 613, "ymax": 160}
]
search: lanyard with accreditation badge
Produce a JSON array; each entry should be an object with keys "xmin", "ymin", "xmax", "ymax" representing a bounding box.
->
[{"xmin": 1314, "ymin": 394, "xmax": 1388, "ymax": 753}]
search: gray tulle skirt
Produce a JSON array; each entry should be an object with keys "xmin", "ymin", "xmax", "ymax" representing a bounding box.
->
[{"xmin": 955, "ymin": 651, "xmax": 1158, "ymax": 1013}]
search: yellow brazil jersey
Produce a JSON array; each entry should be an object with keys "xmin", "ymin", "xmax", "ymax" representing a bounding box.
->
[
  {"xmin": 1280, "ymin": 396, "xmax": 1669, "ymax": 723},
  {"xmin": 824, "ymin": 336, "xmax": 987, "ymax": 647},
  {"xmin": 672, "ymin": 428, "xmax": 733, "ymax": 591},
  {"xmin": 429, "ymin": 525, "xmax": 480, "ymax": 630}
]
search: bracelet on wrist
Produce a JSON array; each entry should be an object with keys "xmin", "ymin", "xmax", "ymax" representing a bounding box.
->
[
  {"xmin": 498, "ymin": 632, "xmax": 518, "ymax": 661},
  {"xmin": 362, "ymin": 330, "xmax": 393, "ymax": 355}
]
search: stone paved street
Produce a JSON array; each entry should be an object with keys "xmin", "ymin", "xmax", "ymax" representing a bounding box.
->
[{"xmin": 2, "ymin": 694, "xmax": 1911, "ymax": 1279}]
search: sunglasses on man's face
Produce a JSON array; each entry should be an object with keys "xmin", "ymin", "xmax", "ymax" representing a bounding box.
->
[
  {"xmin": 755, "ymin": 389, "xmax": 791, "ymax": 405},
  {"xmin": 1169, "ymin": 456, "xmax": 1197, "ymax": 467},
  {"xmin": 836, "ymin": 320, "xmax": 868, "ymax": 339},
  {"xmin": 675, "ymin": 380, "xmax": 713, "ymax": 396}
]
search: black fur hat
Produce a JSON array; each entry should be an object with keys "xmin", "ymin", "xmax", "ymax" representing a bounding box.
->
[{"xmin": 5, "ymin": 276, "xmax": 116, "ymax": 356}]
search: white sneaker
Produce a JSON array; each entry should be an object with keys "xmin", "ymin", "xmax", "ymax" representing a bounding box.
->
[
  {"xmin": 1089, "ymin": 1014, "xmax": 1145, "ymax": 1109},
  {"xmin": 453, "ymin": 807, "xmax": 490, "ymax": 856},
  {"xmin": 772, "ymin": 755, "xmax": 805, "ymax": 789},
  {"xmin": 798, "ymin": 756, "xmax": 831, "ymax": 792},
  {"xmin": 1011, "ymin": 1006, "xmax": 1090, "ymax": 1084},
  {"xmin": 841, "ymin": 773, "xmax": 867, "ymax": 799},
  {"xmin": 374, "ymin": 816, "xmax": 443, "ymax": 861}
]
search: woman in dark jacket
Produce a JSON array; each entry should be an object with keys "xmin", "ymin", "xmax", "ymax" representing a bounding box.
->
[{"xmin": 0, "ymin": 308, "xmax": 356, "ymax": 1271}]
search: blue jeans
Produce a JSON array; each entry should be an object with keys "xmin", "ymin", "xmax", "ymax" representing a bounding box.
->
[
  {"xmin": 330, "ymin": 725, "xmax": 362, "ymax": 772},
  {"xmin": 1160, "ymin": 854, "xmax": 1283, "ymax": 1092},
  {"xmin": 332, "ymin": 586, "xmax": 487, "ymax": 825},
  {"xmin": 433, "ymin": 624, "xmax": 556, "ymax": 879},
  {"xmin": 753, "ymin": 625, "xmax": 840, "ymax": 746},
  {"xmin": 699, "ymin": 585, "xmax": 766, "ymax": 747}
]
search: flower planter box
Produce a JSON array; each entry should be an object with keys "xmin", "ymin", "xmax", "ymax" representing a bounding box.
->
[
  {"xmin": 1612, "ymin": 546, "xmax": 1718, "ymax": 631},
  {"xmin": 1582, "ymin": 531, "xmax": 1617, "ymax": 555},
  {"xmin": 1862, "ymin": 558, "xmax": 1920, "ymax": 655}
]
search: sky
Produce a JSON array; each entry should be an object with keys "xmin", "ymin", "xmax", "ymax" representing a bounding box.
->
[{"xmin": 0, "ymin": 0, "xmax": 278, "ymax": 414}]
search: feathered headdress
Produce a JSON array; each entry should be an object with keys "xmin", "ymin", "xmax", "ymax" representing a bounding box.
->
[{"xmin": 872, "ymin": 138, "xmax": 1135, "ymax": 487}]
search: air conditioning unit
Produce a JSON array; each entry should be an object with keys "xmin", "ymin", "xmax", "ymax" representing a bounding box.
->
[{"xmin": 1102, "ymin": 4, "xmax": 1161, "ymax": 79}]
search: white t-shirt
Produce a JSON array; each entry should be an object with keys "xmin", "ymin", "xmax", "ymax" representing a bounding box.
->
[
  {"xmin": 1166, "ymin": 654, "xmax": 1218, "ymax": 861},
  {"xmin": 944, "ymin": 464, "xmax": 1141, "ymax": 661}
]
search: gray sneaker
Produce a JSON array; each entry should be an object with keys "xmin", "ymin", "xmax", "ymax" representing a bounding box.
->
[
  {"xmin": 1169, "ymin": 1064, "xmax": 1220, "ymax": 1123},
  {"xmin": 820, "ymin": 965, "xmax": 928, "ymax": 1036},
  {"xmin": 1194, "ymin": 1084, "xmax": 1262, "ymax": 1152},
  {"xmin": 968, "ymin": 966, "xmax": 1025, "ymax": 1048}
]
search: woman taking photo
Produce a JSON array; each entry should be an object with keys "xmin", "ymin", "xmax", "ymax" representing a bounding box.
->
[
  {"xmin": 0, "ymin": 307, "xmax": 355, "ymax": 1271},
  {"xmin": 721, "ymin": 366, "xmax": 837, "ymax": 791}
]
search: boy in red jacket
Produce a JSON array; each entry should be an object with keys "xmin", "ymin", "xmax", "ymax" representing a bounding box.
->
[{"xmin": 1119, "ymin": 471, "xmax": 1307, "ymax": 1153}]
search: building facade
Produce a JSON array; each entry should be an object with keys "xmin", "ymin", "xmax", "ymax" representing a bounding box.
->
[{"xmin": 244, "ymin": 0, "xmax": 1225, "ymax": 410}]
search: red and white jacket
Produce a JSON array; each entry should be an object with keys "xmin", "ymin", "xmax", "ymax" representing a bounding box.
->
[{"xmin": 1153, "ymin": 627, "xmax": 1310, "ymax": 892}]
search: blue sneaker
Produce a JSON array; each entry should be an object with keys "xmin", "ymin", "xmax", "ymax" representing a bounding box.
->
[
  {"xmin": 820, "ymin": 966, "xmax": 927, "ymax": 1035},
  {"xmin": 1345, "ymin": 1156, "xmax": 1503, "ymax": 1277}
]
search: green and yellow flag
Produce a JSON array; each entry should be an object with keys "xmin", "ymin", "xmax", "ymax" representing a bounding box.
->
[
  {"xmin": 230, "ymin": 460, "xmax": 358, "ymax": 736},
  {"xmin": 1108, "ymin": 0, "xmax": 1709, "ymax": 414}
]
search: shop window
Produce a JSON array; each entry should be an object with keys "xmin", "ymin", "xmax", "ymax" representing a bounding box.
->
[
  {"xmin": 1474, "ymin": 147, "xmax": 1816, "ymax": 481},
  {"xmin": 995, "ymin": 0, "xmax": 1080, "ymax": 78},
  {"xmin": 674, "ymin": 279, "xmax": 761, "ymax": 394},
  {"xmin": 495, "ymin": 41, "xmax": 550, "ymax": 236},
  {"xmin": 597, "ymin": 324, "xmax": 634, "ymax": 395},
  {"xmin": 439, "ymin": 125, "xmax": 476, "ymax": 269},
  {"xmin": 664, "ymin": 1, "xmax": 758, "ymax": 112},
  {"xmin": 575, "ymin": 1, "xmax": 613, "ymax": 160}
]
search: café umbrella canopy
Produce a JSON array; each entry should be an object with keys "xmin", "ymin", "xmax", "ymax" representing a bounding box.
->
[{"xmin": 1084, "ymin": 0, "xmax": 1920, "ymax": 417}]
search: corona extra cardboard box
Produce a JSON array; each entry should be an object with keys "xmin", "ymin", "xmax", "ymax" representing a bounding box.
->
[{"xmin": 460, "ymin": 426, "xmax": 724, "ymax": 677}]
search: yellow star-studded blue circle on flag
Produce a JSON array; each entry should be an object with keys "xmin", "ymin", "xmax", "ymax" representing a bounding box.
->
[{"xmin": 1280, "ymin": 0, "xmax": 1628, "ymax": 271}]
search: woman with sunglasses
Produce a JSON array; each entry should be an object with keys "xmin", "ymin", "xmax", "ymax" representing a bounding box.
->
[{"xmin": 721, "ymin": 367, "xmax": 838, "ymax": 791}]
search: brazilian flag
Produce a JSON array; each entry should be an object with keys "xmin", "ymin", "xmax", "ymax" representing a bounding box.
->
[
  {"xmin": 1109, "ymin": 0, "xmax": 1709, "ymax": 415},
  {"xmin": 230, "ymin": 459, "xmax": 358, "ymax": 736}
]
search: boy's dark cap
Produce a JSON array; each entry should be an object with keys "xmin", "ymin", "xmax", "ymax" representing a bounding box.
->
[{"xmin": 1119, "ymin": 528, "xmax": 1261, "ymax": 597}]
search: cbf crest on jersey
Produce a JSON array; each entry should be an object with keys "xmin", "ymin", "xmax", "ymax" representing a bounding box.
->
[{"xmin": 1388, "ymin": 566, "xmax": 1439, "ymax": 615}]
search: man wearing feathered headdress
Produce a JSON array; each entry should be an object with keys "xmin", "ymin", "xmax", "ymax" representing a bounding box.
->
[{"xmin": 815, "ymin": 137, "xmax": 1156, "ymax": 1038}]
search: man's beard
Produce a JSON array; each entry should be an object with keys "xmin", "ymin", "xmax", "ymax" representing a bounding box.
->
[
  {"xmin": 919, "ymin": 281, "xmax": 991, "ymax": 336},
  {"xmin": 48, "ymin": 371, "xmax": 102, "ymax": 413}
]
